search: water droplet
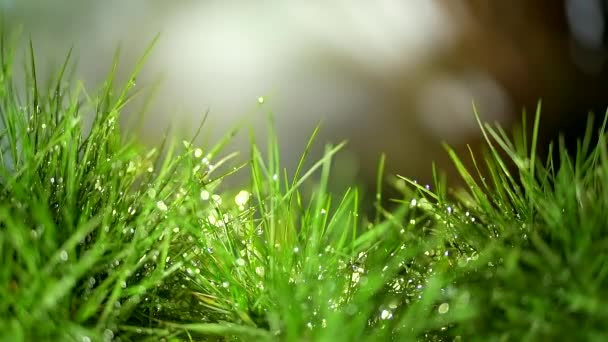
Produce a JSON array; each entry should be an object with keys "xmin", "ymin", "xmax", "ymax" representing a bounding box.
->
[
  {"xmin": 293, "ymin": 246, "xmax": 300, "ymax": 253},
  {"xmin": 447, "ymin": 206, "xmax": 453, "ymax": 214},
  {"xmin": 147, "ymin": 188, "xmax": 156, "ymax": 199},
  {"xmin": 194, "ymin": 148, "xmax": 203, "ymax": 158},
  {"xmin": 211, "ymin": 194, "xmax": 222, "ymax": 205},
  {"xmin": 272, "ymin": 174, "xmax": 278, "ymax": 181},
  {"xmin": 234, "ymin": 190, "xmax": 250, "ymax": 206},
  {"xmin": 41, "ymin": 123, "xmax": 47, "ymax": 129},
  {"xmin": 200, "ymin": 190, "xmax": 210, "ymax": 201},
  {"xmin": 103, "ymin": 329, "xmax": 114, "ymax": 341},
  {"xmin": 156, "ymin": 200, "xmax": 168, "ymax": 212},
  {"xmin": 222, "ymin": 281, "xmax": 230, "ymax": 288},
  {"xmin": 410, "ymin": 198, "xmax": 417, "ymax": 207},
  {"xmin": 380, "ymin": 309, "xmax": 393, "ymax": 320},
  {"xmin": 438, "ymin": 302, "xmax": 450, "ymax": 314},
  {"xmin": 236, "ymin": 258, "xmax": 246, "ymax": 266},
  {"xmin": 50, "ymin": 177, "xmax": 55, "ymax": 184},
  {"xmin": 59, "ymin": 250, "xmax": 68, "ymax": 262},
  {"xmin": 320, "ymin": 208, "xmax": 327, "ymax": 215},
  {"xmin": 173, "ymin": 227, "xmax": 180, "ymax": 233},
  {"xmin": 258, "ymin": 96, "xmax": 265, "ymax": 104},
  {"xmin": 120, "ymin": 281, "xmax": 127, "ymax": 289}
]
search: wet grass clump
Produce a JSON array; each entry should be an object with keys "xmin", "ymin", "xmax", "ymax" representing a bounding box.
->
[{"xmin": 1, "ymin": 37, "xmax": 608, "ymax": 341}]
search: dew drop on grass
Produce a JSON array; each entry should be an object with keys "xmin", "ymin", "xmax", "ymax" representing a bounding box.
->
[
  {"xmin": 438, "ymin": 302, "xmax": 450, "ymax": 314},
  {"xmin": 211, "ymin": 194, "xmax": 222, "ymax": 205},
  {"xmin": 234, "ymin": 190, "xmax": 250, "ymax": 206},
  {"xmin": 147, "ymin": 188, "xmax": 156, "ymax": 199},
  {"xmin": 102, "ymin": 329, "xmax": 114, "ymax": 341},
  {"xmin": 236, "ymin": 258, "xmax": 246, "ymax": 266},
  {"xmin": 272, "ymin": 174, "xmax": 278, "ymax": 181},
  {"xmin": 120, "ymin": 281, "xmax": 127, "ymax": 289},
  {"xmin": 194, "ymin": 148, "xmax": 203, "ymax": 158},
  {"xmin": 222, "ymin": 281, "xmax": 230, "ymax": 288},
  {"xmin": 200, "ymin": 190, "xmax": 210, "ymax": 201},
  {"xmin": 156, "ymin": 200, "xmax": 168, "ymax": 212},
  {"xmin": 59, "ymin": 250, "xmax": 68, "ymax": 262},
  {"xmin": 380, "ymin": 309, "xmax": 393, "ymax": 320},
  {"xmin": 410, "ymin": 198, "xmax": 417, "ymax": 207},
  {"xmin": 258, "ymin": 96, "xmax": 265, "ymax": 104},
  {"xmin": 320, "ymin": 208, "xmax": 327, "ymax": 215}
]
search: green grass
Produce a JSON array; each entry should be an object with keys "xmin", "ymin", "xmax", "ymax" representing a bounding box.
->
[{"xmin": 1, "ymin": 38, "xmax": 608, "ymax": 341}]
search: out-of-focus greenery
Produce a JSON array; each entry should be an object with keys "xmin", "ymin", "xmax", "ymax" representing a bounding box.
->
[{"xmin": 1, "ymin": 36, "xmax": 608, "ymax": 341}]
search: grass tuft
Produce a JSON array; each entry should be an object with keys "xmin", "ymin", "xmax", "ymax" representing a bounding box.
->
[{"xmin": 1, "ymin": 38, "xmax": 608, "ymax": 341}]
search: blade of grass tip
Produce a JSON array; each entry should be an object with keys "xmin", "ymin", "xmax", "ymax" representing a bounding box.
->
[
  {"xmin": 591, "ymin": 109, "xmax": 608, "ymax": 167},
  {"xmin": 207, "ymin": 124, "xmax": 241, "ymax": 161},
  {"xmin": 28, "ymin": 39, "xmax": 39, "ymax": 150},
  {"xmin": 467, "ymin": 144, "xmax": 490, "ymax": 191},
  {"xmin": 521, "ymin": 107, "xmax": 528, "ymax": 156},
  {"xmin": 52, "ymin": 47, "xmax": 72, "ymax": 127},
  {"xmin": 529, "ymin": 100, "xmax": 542, "ymax": 178},
  {"xmin": 443, "ymin": 143, "xmax": 481, "ymax": 194},
  {"xmin": 207, "ymin": 151, "xmax": 240, "ymax": 176},
  {"xmin": 266, "ymin": 111, "xmax": 281, "ymax": 188},
  {"xmin": 113, "ymin": 34, "xmax": 160, "ymax": 110},
  {"xmin": 280, "ymin": 141, "xmax": 346, "ymax": 203},
  {"xmin": 494, "ymin": 124, "xmax": 517, "ymax": 155},
  {"xmin": 352, "ymin": 188, "xmax": 359, "ymax": 249},
  {"xmin": 481, "ymin": 124, "xmax": 523, "ymax": 196},
  {"xmin": 95, "ymin": 44, "xmax": 121, "ymax": 124},
  {"xmin": 473, "ymin": 101, "xmax": 508, "ymax": 168},
  {"xmin": 184, "ymin": 109, "xmax": 210, "ymax": 150},
  {"xmin": 307, "ymin": 144, "xmax": 334, "ymax": 251},
  {"xmin": 431, "ymin": 161, "xmax": 447, "ymax": 201},
  {"xmin": 396, "ymin": 175, "xmax": 439, "ymax": 201},
  {"xmin": 289, "ymin": 125, "xmax": 321, "ymax": 209},
  {"xmin": 583, "ymin": 113, "xmax": 596, "ymax": 157},
  {"xmin": 374, "ymin": 153, "xmax": 386, "ymax": 224}
]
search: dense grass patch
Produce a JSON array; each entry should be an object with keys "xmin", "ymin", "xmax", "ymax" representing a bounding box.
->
[{"xmin": 1, "ymin": 38, "xmax": 608, "ymax": 341}]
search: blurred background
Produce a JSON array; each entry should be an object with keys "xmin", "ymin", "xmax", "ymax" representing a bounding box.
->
[{"xmin": 2, "ymin": 0, "xmax": 608, "ymax": 193}]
